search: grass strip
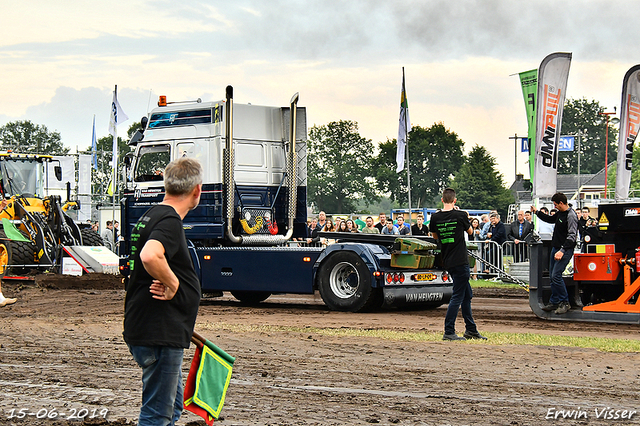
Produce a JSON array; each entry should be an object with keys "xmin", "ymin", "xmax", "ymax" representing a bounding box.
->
[
  {"xmin": 470, "ymin": 279, "xmax": 524, "ymax": 289},
  {"xmin": 199, "ymin": 323, "xmax": 640, "ymax": 353}
]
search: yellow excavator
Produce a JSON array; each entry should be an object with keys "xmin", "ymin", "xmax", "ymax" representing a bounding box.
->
[{"xmin": 0, "ymin": 153, "xmax": 102, "ymax": 276}]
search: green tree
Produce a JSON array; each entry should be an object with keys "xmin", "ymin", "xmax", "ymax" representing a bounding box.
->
[
  {"xmin": 558, "ymin": 98, "xmax": 617, "ymax": 175},
  {"xmin": 373, "ymin": 123, "xmax": 465, "ymax": 207},
  {"xmin": 307, "ymin": 120, "xmax": 378, "ymax": 213},
  {"xmin": 0, "ymin": 120, "xmax": 69, "ymax": 155},
  {"xmin": 449, "ymin": 145, "xmax": 514, "ymax": 217}
]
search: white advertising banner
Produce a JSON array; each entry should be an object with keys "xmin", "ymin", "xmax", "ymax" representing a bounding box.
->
[
  {"xmin": 78, "ymin": 195, "xmax": 92, "ymax": 222},
  {"xmin": 78, "ymin": 154, "xmax": 91, "ymax": 195},
  {"xmin": 532, "ymin": 52, "xmax": 572, "ymax": 199},
  {"xmin": 615, "ymin": 65, "xmax": 640, "ymax": 200},
  {"xmin": 46, "ymin": 156, "xmax": 75, "ymax": 190}
]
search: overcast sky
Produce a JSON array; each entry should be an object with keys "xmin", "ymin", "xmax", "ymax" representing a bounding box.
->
[{"xmin": 0, "ymin": 0, "xmax": 638, "ymax": 184}]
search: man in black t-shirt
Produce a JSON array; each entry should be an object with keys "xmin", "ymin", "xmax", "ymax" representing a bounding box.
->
[
  {"xmin": 429, "ymin": 188, "xmax": 486, "ymax": 341},
  {"xmin": 374, "ymin": 212, "xmax": 388, "ymax": 233},
  {"xmin": 410, "ymin": 213, "xmax": 428, "ymax": 236},
  {"xmin": 123, "ymin": 157, "xmax": 203, "ymax": 426}
]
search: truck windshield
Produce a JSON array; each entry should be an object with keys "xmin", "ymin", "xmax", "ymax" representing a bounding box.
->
[
  {"xmin": 0, "ymin": 160, "xmax": 40, "ymax": 197},
  {"xmin": 134, "ymin": 145, "xmax": 171, "ymax": 182}
]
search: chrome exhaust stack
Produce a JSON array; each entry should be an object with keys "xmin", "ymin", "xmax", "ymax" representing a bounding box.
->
[
  {"xmin": 224, "ymin": 86, "xmax": 242, "ymax": 244},
  {"xmin": 224, "ymin": 87, "xmax": 299, "ymax": 246}
]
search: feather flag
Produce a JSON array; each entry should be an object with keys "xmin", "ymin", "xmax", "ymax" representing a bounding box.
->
[
  {"xmin": 396, "ymin": 67, "xmax": 411, "ymax": 173},
  {"xmin": 107, "ymin": 86, "xmax": 128, "ymax": 196},
  {"xmin": 615, "ymin": 65, "xmax": 640, "ymax": 200},
  {"xmin": 532, "ymin": 53, "xmax": 571, "ymax": 199},
  {"xmin": 91, "ymin": 115, "xmax": 98, "ymax": 170},
  {"xmin": 519, "ymin": 69, "xmax": 537, "ymax": 180},
  {"xmin": 184, "ymin": 335, "xmax": 235, "ymax": 425}
]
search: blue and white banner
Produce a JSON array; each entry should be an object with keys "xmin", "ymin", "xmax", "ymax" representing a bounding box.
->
[
  {"xmin": 558, "ymin": 136, "xmax": 574, "ymax": 151},
  {"xmin": 522, "ymin": 136, "xmax": 573, "ymax": 152}
]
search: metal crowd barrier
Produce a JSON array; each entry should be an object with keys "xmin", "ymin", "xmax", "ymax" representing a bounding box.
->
[
  {"xmin": 471, "ymin": 240, "xmax": 503, "ymax": 279},
  {"xmin": 501, "ymin": 241, "xmax": 530, "ymax": 264}
]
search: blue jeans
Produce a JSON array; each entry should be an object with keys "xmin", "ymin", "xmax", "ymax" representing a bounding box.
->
[
  {"xmin": 548, "ymin": 247, "xmax": 571, "ymax": 304},
  {"xmin": 128, "ymin": 345, "xmax": 184, "ymax": 426},
  {"xmin": 445, "ymin": 264, "xmax": 478, "ymax": 335}
]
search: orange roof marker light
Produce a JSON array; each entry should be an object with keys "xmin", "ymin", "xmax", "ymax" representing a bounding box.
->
[{"xmin": 158, "ymin": 95, "xmax": 167, "ymax": 107}]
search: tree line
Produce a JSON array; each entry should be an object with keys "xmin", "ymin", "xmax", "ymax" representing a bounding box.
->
[{"xmin": 0, "ymin": 97, "xmax": 628, "ymax": 215}]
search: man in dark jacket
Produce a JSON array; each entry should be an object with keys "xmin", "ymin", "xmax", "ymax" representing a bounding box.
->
[
  {"xmin": 484, "ymin": 213, "xmax": 506, "ymax": 273},
  {"xmin": 508, "ymin": 210, "xmax": 533, "ymax": 262},
  {"xmin": 530, "ymin": 192, "xmax": 578, "ymax": 315}
]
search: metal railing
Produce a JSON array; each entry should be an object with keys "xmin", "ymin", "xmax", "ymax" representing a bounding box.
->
[
  {"xmin": 470, "ymin": 240, "xmax": 503, "ymax": 278},
  {"xmin": 501, "ymin": 241, "xmax": 530, "ymax": 264}
]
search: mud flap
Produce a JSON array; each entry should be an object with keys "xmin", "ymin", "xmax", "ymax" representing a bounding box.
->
[{"xmin": 382, "ymin": 285, "xmax": 452, "ymax": 308}]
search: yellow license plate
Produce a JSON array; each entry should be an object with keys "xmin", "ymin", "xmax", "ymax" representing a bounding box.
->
[{"xmin": 414, "ymin": 273, "xmax": 437, "ymax": 281}]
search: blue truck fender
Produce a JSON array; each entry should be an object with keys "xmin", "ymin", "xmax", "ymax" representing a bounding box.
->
[{"xmin": 187, "ymin": 240, "xmax": 202, "ymax": 280}]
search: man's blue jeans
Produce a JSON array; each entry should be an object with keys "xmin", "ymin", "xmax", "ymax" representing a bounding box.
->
[
  {"xmin": 445, "ymin": 264, "xmax": 478, "ymax": 335},
  {"xmin": 128, "ymin": 345, "xmax": 184, "ymax": 426},
  {"xmin": 548, "ymin": 247, "xmax": 571, "ymax": 305}
]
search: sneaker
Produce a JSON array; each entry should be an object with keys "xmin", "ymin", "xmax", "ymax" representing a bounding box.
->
[
  {"xmin": 554, "ymin": 301, "xmax": 570, "ymax": 314},
  {"xmin": 0, "ymin": 298, "xmax": 17, "ymax": 307},
  {"xmin": 443, "ymin": 333, "xmax": 466, "ymax": 341},
  {"xmin": 463, "ymin": 330, "xmax": 487, "ymax": 340},
  {"xmin": 541, "ymin": 303, "xmax": 559, "ymax": 312}
]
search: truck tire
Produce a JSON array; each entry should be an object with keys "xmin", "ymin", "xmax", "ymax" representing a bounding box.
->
[
  {"xmin": 318, "ymin": 251, "xmax": 381, "ymax": 312},
  {"xmin": 81, "ymin": 228, "xmax": 103, "ymax": 246},
  {"xmin": 0, "ymin": 230, "xmax": 36, "ymax": 276},
  {"xmin": 231, "ymin": 291, "xmax": 271, "ymax": 304}
]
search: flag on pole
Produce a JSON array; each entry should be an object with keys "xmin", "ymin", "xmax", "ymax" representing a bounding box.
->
[
  {"xmin": 91, "ymin": 115, "xmax": 98, "ymax": 170},
  {"xmin": 396, "ymin": 68, "xmax": 411, "ymax": 173},
  {"xmin": 184, "ymin": 338, "xmax": 235, "ymax": 425},
  {"xmin": 532, "ymin": 52, "xmax": 572, "ymax": 199},
  {"xmin": 615, "ymin": 64, "xmax": 640, "ymax": 200},
  {"xmin": 107, "ymin": 87, "xmax": 128, "ymax": 196},
  {"xmin": 519, "ymin": 69, "xmax": 537, "ymax": 180}
]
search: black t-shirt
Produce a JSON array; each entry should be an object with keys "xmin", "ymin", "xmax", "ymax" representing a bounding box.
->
[
  {"xmin": 411, "ymin": 223, "xmax": 428, "ymax": 236},
  {"xmin": 428, "ymin": 209, "xmax": 470, "ymax": 269},
  {"xmin": 123, "ymin": 204, "xmax": 201, "ymax": 348}
]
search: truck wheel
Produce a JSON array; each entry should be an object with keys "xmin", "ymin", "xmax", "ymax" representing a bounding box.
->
[
  {"xmin": 231, "ymin": 291, "xmax": 271, "ymax": 304},
  {"xmin": 318, "ymin": 251, "xmax": 380, "ymax": 312},
  {"xmin": 0, "ymin": 230, "xmax": 36, "ymax": 276},
  {"xmin": 81, "ymin": 228, "xmax": 103, "ymax": 246}
]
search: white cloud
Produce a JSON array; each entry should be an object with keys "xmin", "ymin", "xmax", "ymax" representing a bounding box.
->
[{"xmin": 0, "ymin": 0, "xmax": 638, "ymax": 182}]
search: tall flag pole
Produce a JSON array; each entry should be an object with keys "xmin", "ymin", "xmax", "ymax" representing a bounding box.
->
[
  {"xmin": 519, "ymin": 69, "xmax": 537, "ymax": 180},
  {"xmin": 615, "ymin": 64, "xmax": 640, "ymax": 200},
  {"xmin": 91, "ymin": 115, "xmax": 98, "ymax": 170},
  {"xmin": 107, "ymin": 85, "xmax": 128, "ymax": 196},
  {"xmin": 532, "ymin": 52, "xmax": 572, "ymax": 199},
  {"xmin": 397, "ymin": 67, "xmax": 413, "ymax": 218}
]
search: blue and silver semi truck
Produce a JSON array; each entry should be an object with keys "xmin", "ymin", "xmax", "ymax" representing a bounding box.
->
[{"xmin": 119, "ymin": 86, "xmax": 453, "ymax": 312}]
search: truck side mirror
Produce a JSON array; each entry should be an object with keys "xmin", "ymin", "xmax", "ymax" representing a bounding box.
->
[{"xmin": 54, "ymin": 165, "xmax": 62, "ymax": 181}]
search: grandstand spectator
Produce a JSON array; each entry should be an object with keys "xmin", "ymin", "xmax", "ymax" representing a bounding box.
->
[
  {"xmin": 374, "ymin": 213, "xmax": 388, "ymax": 233},
  {"xmin": 361, "ymin": 216, "xmax": 380, "ymax": 234},
  {"xmin": 411, "ymin": 214, "xmax": 428, "ymax": 236},
  {"xmin": 395, "ymin": 214, "xmax": 410, "ymax": 235}
]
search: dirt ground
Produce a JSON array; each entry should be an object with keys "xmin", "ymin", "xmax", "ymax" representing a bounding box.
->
[{"xmin": 1, "ymin": 274, "xmax": 640, "ymax": 426}]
